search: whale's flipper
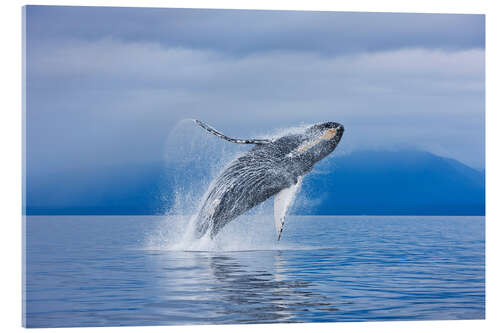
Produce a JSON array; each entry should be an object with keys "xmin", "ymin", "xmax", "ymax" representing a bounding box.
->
[
  {"xmin": 274, "ymin": 176, "xmax": 303, "ymax": 241},
  {"xmin": 194, "ymin": 120, "xmax": 271, "ymax": 145}
]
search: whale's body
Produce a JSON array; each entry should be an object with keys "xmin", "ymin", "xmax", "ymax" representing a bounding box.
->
[{"xmin": 193, "ymin": 121, "xmax": 344, "ymax": 240}]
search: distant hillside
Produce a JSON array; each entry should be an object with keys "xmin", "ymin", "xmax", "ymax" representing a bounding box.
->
[
  {"xmin": 297, "ymin": 150, "xmax": 485, "ymax": 215},
  {"xmin": 26, "ymin": 161, "xmax": 167, "ymax": 215},
  {"xmin": 26, "ymin": 149, "xmax": 485, "ymax": 216}
]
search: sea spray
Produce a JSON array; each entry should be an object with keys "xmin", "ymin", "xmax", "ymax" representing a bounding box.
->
[
  {"xmin": 146, "ymin": 119, "xmax": 327, "ymax": 251},
  {"xmin": 146, "ymin": 118, "xmax": 252, "ymax": 250},
  {"xmin": 145, "ymin": 215, "xmax": 302, "ymax": 252}
]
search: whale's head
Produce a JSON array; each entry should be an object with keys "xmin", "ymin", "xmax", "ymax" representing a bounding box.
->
[{"xmin": 291, "ymin": 122, "xmax": 344, "ymax": 163}]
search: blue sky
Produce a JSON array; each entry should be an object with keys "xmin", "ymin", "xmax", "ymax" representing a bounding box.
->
[{"xmin": 25, "ymin": 6, "xmax": 485, "ymax": 190}]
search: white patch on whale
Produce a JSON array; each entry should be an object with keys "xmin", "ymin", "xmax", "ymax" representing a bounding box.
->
[{"xmin": 274, "ymin": 176, "xmax": 303, "ymax": 240}]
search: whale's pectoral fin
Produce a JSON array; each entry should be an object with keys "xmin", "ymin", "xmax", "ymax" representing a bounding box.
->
[
  {"xmin": 274, "ymin": 176, "xmax": 303, "ymax": 241},
  {"xmin": 194, "ymin": 120, "xmax": 271, "ymax": 144}
]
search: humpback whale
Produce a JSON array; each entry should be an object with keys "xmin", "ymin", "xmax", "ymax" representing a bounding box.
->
[{"xmin": 193, "ymin": 120, "xmax": 344, "ymax": 240}]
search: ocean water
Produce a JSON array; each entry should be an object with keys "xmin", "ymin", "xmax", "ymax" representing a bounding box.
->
[{"xmin": 24, "ymin": 215, "xmax": 485, "ymax": 328}]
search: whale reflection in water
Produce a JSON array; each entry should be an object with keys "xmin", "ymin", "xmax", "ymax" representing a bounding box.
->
[{"xmin": 206, "ymin": 251, "xmax": 340, "ymax": 323}]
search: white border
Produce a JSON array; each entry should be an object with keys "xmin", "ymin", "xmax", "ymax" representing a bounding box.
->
[{"xmin": 2, "ymin": 1, "xmax": 497, "ymax": 333}]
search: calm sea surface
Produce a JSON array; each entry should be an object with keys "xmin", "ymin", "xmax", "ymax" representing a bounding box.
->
[{"xmin": 24, "ymin": 215, "xmax": 485, "ymax": 327}]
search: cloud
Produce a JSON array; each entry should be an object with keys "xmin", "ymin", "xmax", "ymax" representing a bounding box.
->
[
  {"xmin": 26, "ymin": 8, "xmax": 485, "ymax": 191},
  {"xmin": 26, "ymin": 6, "xmax": 484, "ymax": 55},
  {"xmin": 30, "ymin": 38, "xmax": 484, "ymax": 90}
]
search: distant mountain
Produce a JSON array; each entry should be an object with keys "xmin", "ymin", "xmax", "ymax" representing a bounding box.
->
[
  {"xmin": 296, "ymin": 150, "xmax": 485, "ymax": 216},
  {"xmin": 26, "ymin": 149, "xmax": 484, "ymax": 216},
  {"xmin": 26, "ymin": 161, "xmax": 168, "ymax": 215}
]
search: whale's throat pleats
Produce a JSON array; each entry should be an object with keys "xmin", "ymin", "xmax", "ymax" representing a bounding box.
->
[{"xmin": 274, "ymin": 176, "xmax": 303, "ymax": 241}]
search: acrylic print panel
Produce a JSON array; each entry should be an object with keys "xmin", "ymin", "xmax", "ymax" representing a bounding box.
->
[{"xmin": 22, "ymin": 5, "xmax": 485, "ymax": 328}]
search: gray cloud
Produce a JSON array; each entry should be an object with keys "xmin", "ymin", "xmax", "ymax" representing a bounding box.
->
[
  {"xmin": 27, "ymin": 35, "xmax": 484, "ymax": 172},
  {"xmin": 26, "ymin": 6, "xmax": 484, "ymax": 55}
]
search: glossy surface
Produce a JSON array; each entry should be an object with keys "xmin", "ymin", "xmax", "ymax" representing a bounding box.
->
[{"xmin": 24, "ymin": 215, "xmax": 485, "ymax": 327}]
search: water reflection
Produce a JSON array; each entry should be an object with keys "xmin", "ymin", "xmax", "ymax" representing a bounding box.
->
[{"xmin": 146, "ymin": 249, "xmax": 340, "ymax": 324}]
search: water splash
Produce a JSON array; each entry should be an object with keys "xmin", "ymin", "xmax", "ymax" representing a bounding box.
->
[
  {"xmin": 146, "ymin": 119, "xmax": 313, "ymax": 252},
  {"xmin": 144, "ymin": 215, "xmax": 317, "ymax": 252}
]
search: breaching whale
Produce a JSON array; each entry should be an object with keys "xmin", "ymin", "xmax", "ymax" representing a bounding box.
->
[{"xmin": 193, "ymin": 120, "xmax": 344, "ymax": 240}]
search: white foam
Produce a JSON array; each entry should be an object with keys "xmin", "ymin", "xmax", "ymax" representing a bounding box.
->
[{"xmin": 143, "ymin": 214, "xmax": 325, "ymax": 252}]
